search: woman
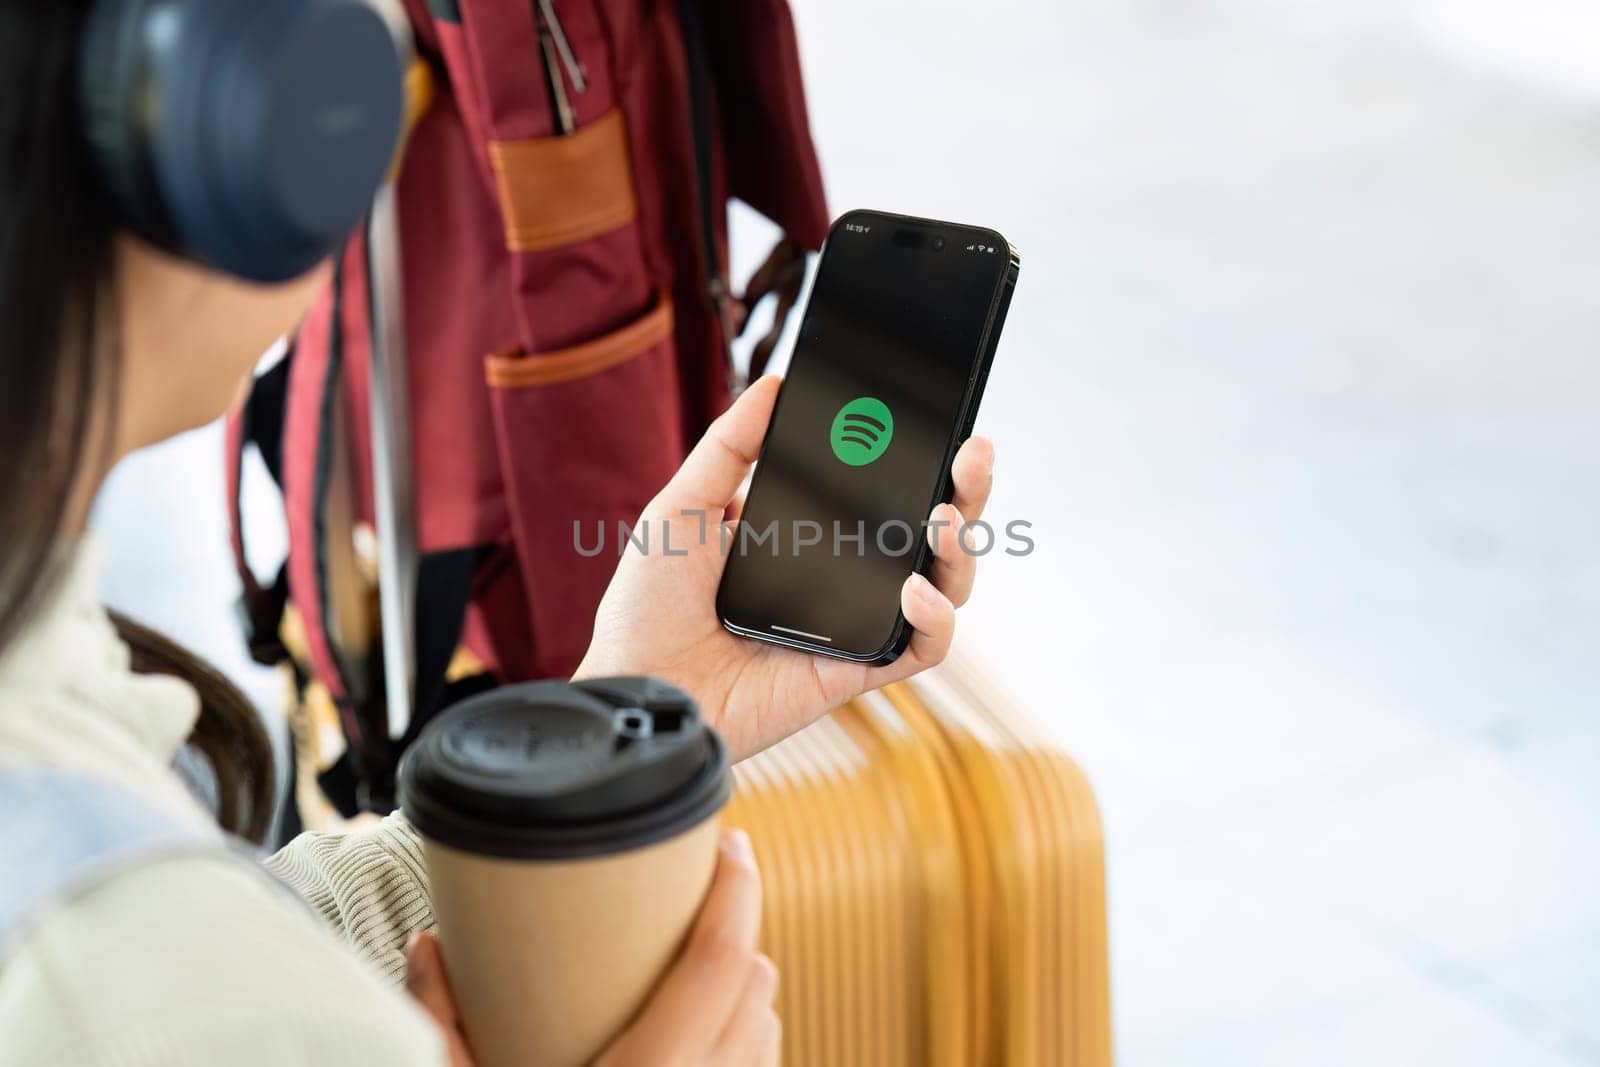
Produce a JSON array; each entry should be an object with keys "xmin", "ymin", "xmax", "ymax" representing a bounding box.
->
[{"xmin": 0, "ymin": 2, "xmax": 996, "ymax": 1064}]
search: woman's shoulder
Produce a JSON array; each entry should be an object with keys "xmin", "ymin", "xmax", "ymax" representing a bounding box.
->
[{"xmin": 0, "ymin": 852, "xmax": 445, "ymax": 1067}]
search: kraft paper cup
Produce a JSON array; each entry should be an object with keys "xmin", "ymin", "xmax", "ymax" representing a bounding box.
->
[{"xmin": 400, "ymin": 677, "xmax": 731, "ymax": 1067}]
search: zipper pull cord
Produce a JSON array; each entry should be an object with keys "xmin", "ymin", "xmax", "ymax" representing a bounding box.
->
[
  {"xmin": 538, "ymin": 25, "xmax": 577, "ymax": 134},
  {"xmin": 539, "ymin": 0, "xmax": 589, "ymax": 94}
]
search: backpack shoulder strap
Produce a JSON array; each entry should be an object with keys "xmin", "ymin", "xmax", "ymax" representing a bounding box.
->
[{"xmin": 0, "ymin": 767, "xmax": 224, "ymax": 959}]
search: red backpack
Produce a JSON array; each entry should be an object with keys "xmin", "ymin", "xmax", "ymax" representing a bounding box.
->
[{"xmin": 227, "ymin": 0, "xmax": 829, "ymax": 813}]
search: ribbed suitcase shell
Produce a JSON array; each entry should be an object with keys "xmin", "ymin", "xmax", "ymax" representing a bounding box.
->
[{"xmin": 725, "ymin": 650, "xmax": 1113, "ymax": 1066}]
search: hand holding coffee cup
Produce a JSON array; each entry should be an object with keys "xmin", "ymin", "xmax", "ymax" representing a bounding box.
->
[
  {"xmin": 403, "ymin": 829, "xmax": 778, "ymax": 1067},
  {"xmin": 399, "ymin": 677, "xmax": 744, "ymax": 1067},
  {"xmin": 594, "ymin": 829, "xmax": 780, "ymax": 1067}
]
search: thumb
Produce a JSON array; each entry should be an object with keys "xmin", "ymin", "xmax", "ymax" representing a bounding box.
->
[
  {"xmin": 405, "ymin": 931, "xmax": 476, "ymax": 1066},
  {"xmin": 653, "ymin": 375, "xmax": 781, "ymax": 516}
]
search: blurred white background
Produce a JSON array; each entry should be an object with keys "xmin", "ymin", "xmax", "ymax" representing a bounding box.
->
[{"xmin": 96, "ymin": 0, "xmax": 1600, "ymax": 1063}]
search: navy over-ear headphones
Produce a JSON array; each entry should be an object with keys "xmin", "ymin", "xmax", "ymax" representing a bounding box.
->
[{"xmin": 79, "ymin": 0, "xmax": 405, "ymax": 283}]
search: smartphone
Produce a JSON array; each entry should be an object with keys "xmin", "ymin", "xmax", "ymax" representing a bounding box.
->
[{"xmin": 716, "ymin": 209, "xmax": 1020, "ymax": 665}]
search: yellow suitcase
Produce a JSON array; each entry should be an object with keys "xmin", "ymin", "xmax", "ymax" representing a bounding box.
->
[{"xmin": 725, "ymin": 650, "xmax": 1113, "ymax": 1066}]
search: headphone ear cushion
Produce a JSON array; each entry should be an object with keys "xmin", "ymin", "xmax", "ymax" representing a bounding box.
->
[
  {"xmin": 80, "ymin": 0, "xmax": 404, "ymax": 282},
  {"xmin": 79, "ymin": 0, "xmax": 182, "ymax": 250}
]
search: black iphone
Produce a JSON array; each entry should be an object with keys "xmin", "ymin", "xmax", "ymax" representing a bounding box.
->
[{"xmin": 716, "ymin": 209, "xmax": 1020, "ymax": 664}]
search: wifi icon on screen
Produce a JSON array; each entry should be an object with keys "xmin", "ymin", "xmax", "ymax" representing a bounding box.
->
[{"xmin": 830, "ymin": 397, "xmax": 895, "ymax": 466}]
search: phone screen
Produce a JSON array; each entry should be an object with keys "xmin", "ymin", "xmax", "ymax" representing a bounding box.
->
[{"xmin": 717, "ymin": 211, "xmax": 1013, "ymax": 660}]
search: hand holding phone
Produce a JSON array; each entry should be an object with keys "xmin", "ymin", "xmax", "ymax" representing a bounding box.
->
[
  {"xmin": 574, "ymin": 210, "xmax": 1013, "ymax": 759},
  {"xmin": 717, "ymin": 210, "xmax": 1018, "ymax": 664},
  {"xmin": 575, "ymin": 376, "xmax": 995, "ymax": 758}
]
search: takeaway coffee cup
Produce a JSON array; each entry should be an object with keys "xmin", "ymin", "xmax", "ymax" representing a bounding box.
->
[{"xmin": 399, "ymin": 677, "xmax": 731, "ymax": 1067}]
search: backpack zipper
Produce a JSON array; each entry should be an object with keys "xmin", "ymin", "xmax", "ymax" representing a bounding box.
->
[{"xmin": 674, "ymin": 0, "xmax": 735, "ymax": 383}]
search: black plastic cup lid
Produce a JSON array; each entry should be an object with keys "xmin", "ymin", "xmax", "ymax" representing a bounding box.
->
[{"xmin": 398, "ymin": 677, "xmax": 731, "ymax": 860}]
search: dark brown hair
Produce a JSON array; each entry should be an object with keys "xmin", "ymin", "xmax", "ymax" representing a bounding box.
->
[
  {"xmin": 113, "ymin": 613, "xmax": 277, "ymax": 843},
  {"xmin": 1, "ymin": 1, "xmax": 275, "ymax": 843}
]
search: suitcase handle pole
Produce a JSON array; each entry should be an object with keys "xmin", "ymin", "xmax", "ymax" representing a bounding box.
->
[{"xmin": 367, "ymin": 178, "xmax": 418, "ymax": 741}]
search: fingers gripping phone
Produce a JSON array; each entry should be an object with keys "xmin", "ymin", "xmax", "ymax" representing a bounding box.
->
[{"xmin": 716, "ymin": 210, "xmax": 1020, "ymax": 665}]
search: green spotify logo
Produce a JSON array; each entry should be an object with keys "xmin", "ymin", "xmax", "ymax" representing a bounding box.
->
[{"xmin": 830, "ymin": 397, "xmax": 894, "ymax": 466}]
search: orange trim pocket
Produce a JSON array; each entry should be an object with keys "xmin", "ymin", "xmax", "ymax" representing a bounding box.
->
[
  {"xmin": 484, "ymin": 290, "xmax": 674, "ymax": 389},
  {"xmin": 488, "ymin": 109, "xmax": 639, "ymax": 253},
  {"xmin": 480, "ymin": 289, "xmax": 686, "ymax": 675}
]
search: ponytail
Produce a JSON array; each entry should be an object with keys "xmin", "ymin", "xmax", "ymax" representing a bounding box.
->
[{"xmin": 111, "ymin": 611, "xmax": 277, "ymax": 845}]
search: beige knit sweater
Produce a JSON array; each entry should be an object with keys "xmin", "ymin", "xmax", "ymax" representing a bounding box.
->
[{"xmin": 0, "ymin": 543, "xmax": 445, "ymax": 1066}]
